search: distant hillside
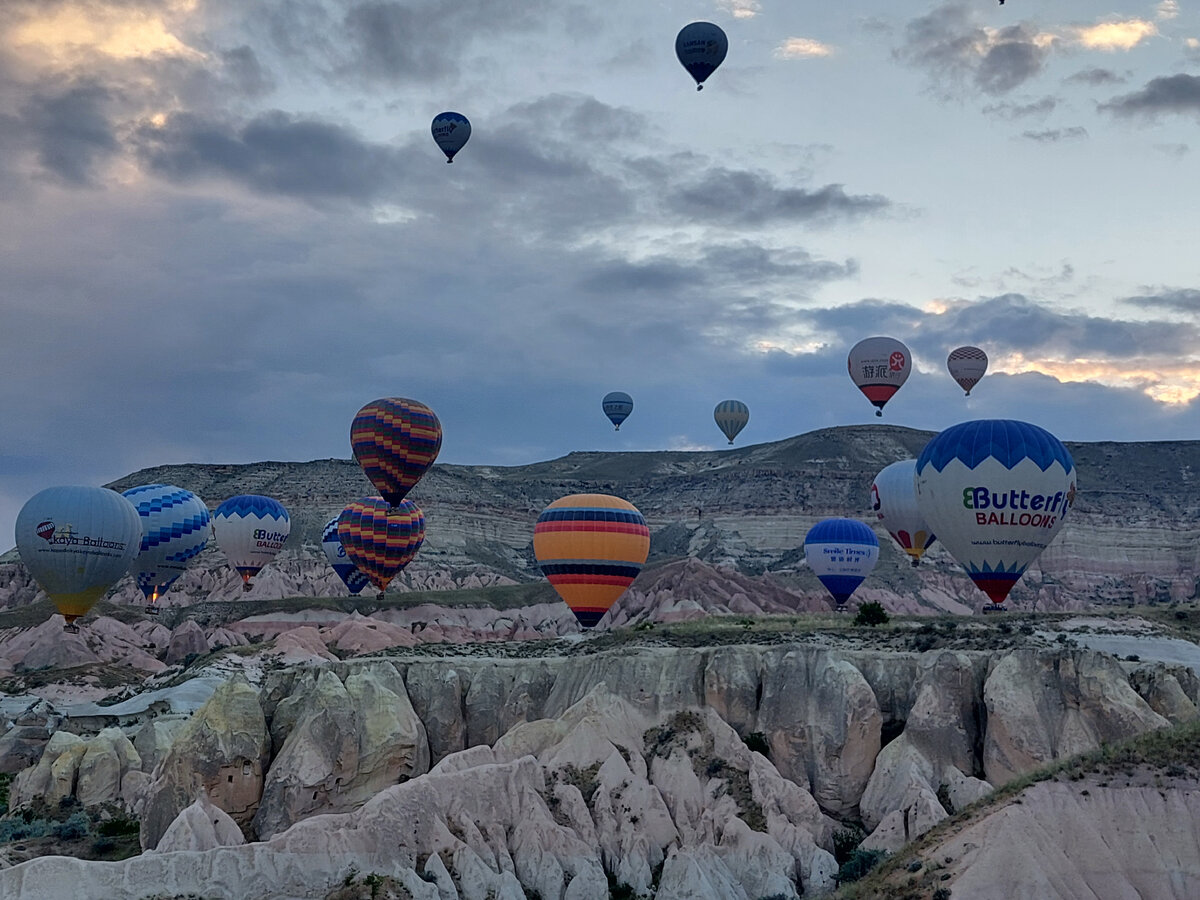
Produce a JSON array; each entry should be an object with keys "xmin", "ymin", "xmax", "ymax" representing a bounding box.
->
[{"xmin": 3, "ymin": 424, "xmax": 1198, "ymax": 614}]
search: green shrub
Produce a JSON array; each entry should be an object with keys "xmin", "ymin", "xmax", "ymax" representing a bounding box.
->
[
  {"xmin": 832, "ymin": 826, "xmax": 865, "ymax": 864},
  {"xmin": 836, "ymin": 847, "xmax": 887, "ymax": 884},
  {"xmin": 97, "ymin": 813, "xmax": 140, "ymax": 837},
  {"xmin": 52, "ymin": 811, "xmax": 91, "ymax": 840},
  {"xmin": 853, "ymin": 602, "xmax": 889, "ymax": 627}
]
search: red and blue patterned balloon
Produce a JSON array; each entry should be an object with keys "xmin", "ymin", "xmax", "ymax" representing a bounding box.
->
[
  {"xmin": 351, "ymin": 398, "xmax": 442, "ymax": 508},
  {"xmin": 337, "ymin": 497, "xmax": 426, "ymax": 595}
]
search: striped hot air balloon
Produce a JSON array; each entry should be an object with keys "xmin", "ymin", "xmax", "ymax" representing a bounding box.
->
[
  {"xmin": 533, "ymin": 493, "xmax": 650, "ymax": 629},
  {"xmin": 351, "ymin": 398, "xmax": 442, "ymax": 510},
  {"xmin": 713, "ymin": 400, "xmax": 749, "ymax": 444},
  {"xmin": 122, "ymin": 484, "xmax": 211, "ymax": 612},
  {"xmin": 337, "ymin": 498, "xmax": 426, "ymax": 596},
  {"xmin": 322, "ymin": 515, "xmax": 371, "ymax": 595}
]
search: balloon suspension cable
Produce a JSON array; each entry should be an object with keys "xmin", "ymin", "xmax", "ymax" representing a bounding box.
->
[
  {"xmin": 965, "ymin": 391, "xmax": 971, "ymax": 397},
  {"xmin": 614, "ymin": 425, "xmax": 620, "ymax": 432},
  {"xmin": 728, "ymin": 439, "xmax": 734, "ymax": 445}
]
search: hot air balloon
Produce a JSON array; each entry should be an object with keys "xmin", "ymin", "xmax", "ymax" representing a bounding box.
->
[
  {"xmin": 804, "ymin": 518, "xmax": 879, "ymax": 611},
  {"xmin": 15, "ymin": 486, "xmax": 142, "ymax": 630},
  {"xmin": 351, "ymin": 398, "xmax": 442, "ymax": 510},
  {"xmin": 122, "ymin": 484, "xmax": 210, "ymax": 613},
  {"xmin": 211, "ymin": 495, "xmax": 289, "ymax": 591},
  {"xmin": 871, "ymin": 460, "xmax": 935, "ymax": 567},
  {"xmin": 322, "ymin": 515, "xmax": 370, "ymax": 595},
  {"xmin": 714, "ymin": 400, "xmax": 749, "ymax": 444},
  {"xmin": 915, "ymin": 419, "xmax": 1076, "ymax": 612},
  {"xmin": 602, "ymin": 392, "xmax": 634, "ymax": 431},
  {"xmin": 432, "ymin": 111, "xmax": 471, "ymax": 163},
  {"xmin": 533, "ymin": 493, "xmax": 650, "ymax": 629},
  {"xmin": 848, "ymin": 336, "xmax": 911, "ymax": 417},
  {"xmin": 337, "ymin": 498, "xmax": 425, "ymax": 597},
  {"xmin": 947, "ymin": 346, "xmax": 988, "ymax": 396},
  {"xmin": 676, "ymin": 21, "xmax": 728, "ymax": 91}
]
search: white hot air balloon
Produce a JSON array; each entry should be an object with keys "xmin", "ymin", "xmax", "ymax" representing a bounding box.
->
[
  {"xmin": 803, "ymin": 518, "xmax": 880, "ymax": 611},
  {"xmin": 122, "ymin": 483, "xmax": 210, "ymax": 613},
  {"xmin": 714, "ymin": 400, "xmax": 749, "ymax": 444},
  {"xmin": 871, "ymin": 460, "xmax": 936, "ymax": 567},
  {"xmin": 15, "ymin": 486, "xmax": 142, "ymax": 630},
  {"xmin": 848, "ymin": 336, "xmax": 911, "ymax": 417},
  {"xmin": 211, "ymin": 495, "xmax": 290, "ymax": 591},
  {"xmin": 915, "ymin": 419, "xmax": 1076, "ymax": 612},
  {"xmin": 947, "ymin": 346, "xmax": 988, "ymax": 396}
]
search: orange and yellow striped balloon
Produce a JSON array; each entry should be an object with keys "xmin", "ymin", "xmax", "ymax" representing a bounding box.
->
[{"xmin": 533, "ymin": 493, "xmax": 650, "ymax": 628}]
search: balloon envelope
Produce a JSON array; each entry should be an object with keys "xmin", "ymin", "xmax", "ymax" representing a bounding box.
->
[
  {"xmin": 322, "ymin": 515, "xmax": 370, "ymax": 595},
  {"xmin": 122, "ymin": 484, "xmax": 210, "ymax": 604},
  {"xmin": 15, "ymin": 486, "xmax": 142, "ymax": 624},
  {"xmin": 915, "ymin": 419, "xmax": 1076, "ymax": 608},
  {"xmin": 714, "ymin": 400, "xmax": 749, "ymax": 444},
  {"xmin": 432, "ymin": 111, "xmax": 471, "ymax": 162},
  {"xmin": 675, "ymin": 21, "xmax": 728, "ymax": 90},
  {"xmin": 351, "ymin": 398, "xmax": 442, "ymax": 507},
  {"xmin": 947, "ymin": 346, "xmax": 988, "ymax": 396},
  {"xmin": 602, "ymin": 392, "xmax": 633, "ymax": 431},
  {"xmin": 871, "ymin": 460, "xmax": 935, "ymax": 566},
  {"xmin": 848, "ymin": 336, "xmax": 911, "ymax": 416},
  {"xmin": 804, "ymin": 518, "xmax": 879, "ymax": 609},
  {"xmin": 534, "ymin": 493, "xmax": 650, "ymax": 628},
  {"xmin": 212, "ymin": 495, "xmax": 289, "ymax": 589},
  {"xmin": 337, "ymin": 498, "xmax": 425, "ymax": 594}
]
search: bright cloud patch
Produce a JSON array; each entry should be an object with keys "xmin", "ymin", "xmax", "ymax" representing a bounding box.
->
[
  {"xmin": 995, "ymin": 352, "xmax": 1200, "ymax": 405},
  {"xmin": 5, "ymin": 0, "xmax": 202, "ymax": 66},
  {"xmin": 775, "ymin": 37, "xmax": 834, "ymax": 59},
  {"xmin": 718, "ymin": 0, "xmax": 761, "ymax": 19},
  {"xmin": 1156, "ymin": 1, "xmax": 1180, "ymax": 20},
  {"xmin": 1072, "ymin": 19, "xmax": 1158, "ymax": 51}
]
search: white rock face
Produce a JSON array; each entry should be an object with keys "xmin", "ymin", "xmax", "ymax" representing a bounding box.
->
[{"xmin": 155, "ymin": 791, "xmax": 247, "ymax": 852}]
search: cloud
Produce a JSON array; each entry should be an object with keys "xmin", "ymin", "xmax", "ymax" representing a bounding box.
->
[
  {"xmin": 718, "ymin": 0, "xmax": 760, "ymax": 19},
  {"xmin": 1122, "ymin": 288, "xmax": 1200, "ymax": 315},
  {"xmin": 895, "ymin": 5, "xmax": 1054, "ymax": 96},
  {"xmin": 1021, "ymin": 126, "xmax": 1088, "ymax": 142},
  {"xmin": 983, "ymin": 96, "xmax": 1057, "ymax": 118},
  {"xmin": 1071, "ymin": 19, "xmax": 1158, "ymax": 51},
  {"xmin": 1153, "ymin": 142, "xmax": 1189, "ymax": 157},
  {"xmin": 666, "ymin": 170, "xmax": 889, "ymax": 227},
  {"xmin": 1156, "ymin": 1, "xmax": 1180, "ymax": 21},
  {"xmin": 19, "ymin": 81, "xmax": 118, "ymax": 185},
  {"xmin": 775, "ymin": 37, "xmax": 834, "ymax": 59},
  {"xmin": 1064, "ymin": 67, "xmax": 1127, "ymax": 86},
  {"xmin": 1100, "ymin": 73, "xmax": 1200, "ymax": 119}
]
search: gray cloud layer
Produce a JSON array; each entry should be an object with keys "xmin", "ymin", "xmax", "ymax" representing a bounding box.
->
[{"xmin": 1101, "ymin": 74, "xmax": 1200, "ymax": 119}]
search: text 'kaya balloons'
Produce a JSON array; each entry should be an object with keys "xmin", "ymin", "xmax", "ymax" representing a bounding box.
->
[
  {"xmin": 122, "ymin": 484, "xmax": 211, "ymax": 609},
  {"xmin": 948, "ymin": 346, "xmax": 988, "ymax": 396},
  {"xmin": 848, "ymin": 337, "xmax": 911, "ymax": 416},
  {"xmin": 534, "ymin": 494, "xmax": 650, "ymax": 629},
  {"xmin": 804, "ymin": 518, "xmax": 879, "ymax": 611},
  {"xmin": 714, "ymin": 400, "xmax": 749, "ymax": 444},
  {"xmin": 337, "ymin": 498, "xmax": 425, "ymax": 596},
  {"xmin": 212, "ymin": 495, "xmax": 289, "ymax": 591},
  {"xmin": 915, "ymin": 419, "xmax": 1076, "ymax": 610},
  {"xmin": 871, "ymin": 460, "xmax": 935, "ymax": 566},
  {"xmin": 322, "ymin": 515, "xmax": 370, "ymax": 595},
  {"xmin": 351, "ymin": 398, "xmax": 442, "ymax": 509},
  {"xmin": 15, "ymin": 486, "xmax": 142, "ymax": 628},
  {"xmin": 432, "ymin": 112, "xmax": 471, "ymax": 163},
  {"xmin": 676, "ymin": 21, "xmax": 728, "ymax": 90},
  {"xmin": 602, "ymin": 392, "xmax": 633, "ymax": 431}
]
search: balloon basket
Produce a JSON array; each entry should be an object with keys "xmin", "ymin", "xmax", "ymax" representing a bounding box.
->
[
  {"xmin": 145, "ymin": 605, "xmax": 160, "ymax": 616},
  {"xmin": 242, "ymin": 582, "xmax": 253, "ymax": 592},
  {"xmin": 910, "ymin": 559, "xmax": 920, "ymax": 568},
  {"xmin": 981, "ymin": 603, "xmax": 1008, "ymax": 614},
  {"xmin": 835, "ymin": 605, "xmax": 848, "ymax": 614},
  {"xmin": 63, "ymin": 622, "xmax": 80, "ymax": 634}
]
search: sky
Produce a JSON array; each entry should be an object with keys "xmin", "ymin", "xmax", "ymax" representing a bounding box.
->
[{"xmin": 2, "ymin": 0, "xmax": 1199, "ymax": 546}]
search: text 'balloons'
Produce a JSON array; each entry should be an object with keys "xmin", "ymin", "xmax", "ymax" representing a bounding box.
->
[
  {"xmin": 804, "ymin": 517, "xmax": 879, "ymax": 611},
  {"xmin": 848, "ymin": 336, "xmax": 911, "ymax": 417},
  {"xmin": 351, "ymin": 398, "xmax": 442, "ymax": 509},
  {"xmin": 212, "ymin": 495, "xmax": 289, "ymax": 591},
  {"xmin": 15, "ymin": 486, "xmax": 142, "ymax": 628},
  {"xmin": 122, "ymin": 483, "xmax": 210, "ymax": 608},
  {"xmin": 534, "ymin": 493, "xmax": 650, "ymax": 629},
  {"xmin": 676, "ymin": 22, "xmax": 728, "ymax": 90},
  {"xmin": 915, "ymin": 419, "xmax": 1076, "ymax": 610},
  {"xmin": 871, "ymin": 460, "xmax": 935, "ymax": 567},
  {"xmin": 714, "ymin": 400, "xmax": 749, "ymax": 444}
]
